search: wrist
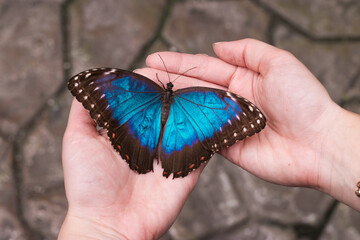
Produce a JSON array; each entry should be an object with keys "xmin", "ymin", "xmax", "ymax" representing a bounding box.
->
[
  {"xmin": 318, "ymin": 105, "xmax": 360, "ymax": 210},
  {"xmin": 58, "ymin": 213, "xmax": 129, "ymax": 240}
]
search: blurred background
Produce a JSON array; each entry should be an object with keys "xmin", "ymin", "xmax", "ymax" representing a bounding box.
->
[{"xmin": 0, "ymin": 0, "xmax": 359, "ymax": 239}]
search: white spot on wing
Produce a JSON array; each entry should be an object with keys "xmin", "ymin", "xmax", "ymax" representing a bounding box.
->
[
  {"xmin": 91, "ymin": 104, "xmax": 95, "ymax": 108},
  {"xmin": 233, "ymin": 132, "xmax": 237, "ymax": 137},
  {"xmin": 249, "ymin": 106, "xmax": 253, "ymax": 112},
  {"xmin": 94, "ymin": 86, "xmax": 99, "ymax": 91},
  {"xmin": 259, "ymin": 113, "xmax": 263, "ymax": 118},
  {"xmin": 74, "ymin": 83, "xmax": 79, "ymax": 87},
  {"xmin": 228, "ymin": 119, "xmax": 232, "ymax": 124},
  {"xmin": 100, "ymin": 94, "xmax": 105, "ymax": 99},
  {"xmin": 74, "ymin": 76, "xmax": 79, "ymax": 80},
  {"xmin": 236, "ymin": 114, "xmax": 240, "ymax": 120},
  {"xmin": 243, "ymin": 127, "xmax": 247, "ymax": 132},
  {"xmin": 251, "ymin": 124, "xmax": 254, "ymax": 128},
  {"xmin": 78, "ymin": 89, "xmax": 83, "ymax": 93},
  {"xmin": 85, "ymin": 73, "xmax": 92, "ymax": 78},
  {"xmin": 257, "ymin": 119, "xmax": 260, "ymax": 124},
  {"xmin": 84, "ymin": 95, "xmax": 88, "ymax": 100}
]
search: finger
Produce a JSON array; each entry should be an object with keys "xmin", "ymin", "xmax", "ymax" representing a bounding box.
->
[
  {"xmin": 213, "ymin": 38, "xmax": 286, "ymax": 75},
  {"xmin": 64, "ymin": 98, "xmax": 98, "ymax": 138},
  {"xmin": 134, "ymin": 68, "xmax": 227, "ymax": 90},
  {"xmin": 139, "ymin": 62, "xmax": 256, "ymax": 102},
  {"xmin": 146, "ymin": 52, "xmax": 239, "ymax": 87}
]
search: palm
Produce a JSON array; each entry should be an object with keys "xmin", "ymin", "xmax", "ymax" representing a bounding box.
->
[
  {"xmin": 63, "ymin": 100, "xmax": 201, "ymax": 239},
  {"xmin": 223, "ymin": 56, "xmax": 333, "ymax": 186}
]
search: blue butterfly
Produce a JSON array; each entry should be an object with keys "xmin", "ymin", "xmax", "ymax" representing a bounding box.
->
[{"xmin": 68, "ymin": 68, "xmax": 266, "ymax": 178}]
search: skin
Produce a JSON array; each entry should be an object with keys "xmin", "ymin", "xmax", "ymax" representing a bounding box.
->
[{"xmin": 59, "ymin": 39, "xmax": 360, "ymax": 239}]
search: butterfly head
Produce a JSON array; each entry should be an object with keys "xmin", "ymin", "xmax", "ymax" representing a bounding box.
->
[{"xmin": 166, "ymin": 82, "xmax": 174, "ymax": 90}]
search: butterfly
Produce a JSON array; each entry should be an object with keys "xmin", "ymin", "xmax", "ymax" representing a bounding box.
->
[{"xmin": 68, "ymin": 67, "xmax": 266, "ymax": 178}]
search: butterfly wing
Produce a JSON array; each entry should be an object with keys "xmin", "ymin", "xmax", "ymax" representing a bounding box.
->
[
  {"xmin": 68, "ymin": 68, "xmax": 163, "ymax": 174},
  {"xmin": 160, "ymin": 87, "xmax": 266, "ymax": 178}
]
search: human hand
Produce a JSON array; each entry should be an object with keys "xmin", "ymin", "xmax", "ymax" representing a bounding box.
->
[
  {"xmin": 59, "ymin": 99, "xmax": 203, "ymax": 239},
  {"xmin": 145, "ymin": 39, "xmax": 360, "ymax": 210},
  {"xmin": 59, "ymin": 38, "xmax": 360, "ymax": 240}
]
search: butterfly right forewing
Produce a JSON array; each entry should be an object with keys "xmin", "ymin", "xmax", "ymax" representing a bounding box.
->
[{"xmin": 159, "ymin": 87, "xmax": 266, "ymax": 178}]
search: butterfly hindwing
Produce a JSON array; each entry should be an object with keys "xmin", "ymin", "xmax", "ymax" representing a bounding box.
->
[
  {"xmin": 160, "ymin": 87, "xmax": 266, "ymax": 178},
  {"xmin": 68, "ymin": 68, "xmax": 163, "ymax": 174}
]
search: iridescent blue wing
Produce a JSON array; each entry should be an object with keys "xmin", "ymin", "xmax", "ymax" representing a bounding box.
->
[
  {"xmin": 160, "ymin": 87, "xmax": 266, "ymax": 178},
  {"xmin": 68, "ymin": 68, "xmax": 163, "ymax": 174}
]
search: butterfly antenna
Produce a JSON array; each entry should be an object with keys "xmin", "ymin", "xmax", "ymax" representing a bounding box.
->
[
  {"xmin": 156, "ymin": 73, "xmax": 166, "ymax": 89},
  {"xmin": 158, "ymin": 54, "xmax": 171, "ymax": 83},
  {"xmin": 171, "ymin": 66, "xmax": 197, "ymax": 83}
]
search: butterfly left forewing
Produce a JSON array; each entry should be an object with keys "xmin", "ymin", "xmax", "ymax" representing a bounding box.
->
[
  {"xmin": 68, "ymin": 68, "xmax": 163, "ymax": 174},
  {"xmin": 111, "ymin": 98, "xmax": 163, "ymax": 173},
  {"xmin": 159, "ymin": 87, "xmax": 266, "ymax": 178}
]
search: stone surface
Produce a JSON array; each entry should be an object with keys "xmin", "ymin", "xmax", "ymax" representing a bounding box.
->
[
  {"xmin": 342, "ymin": 73, "xmax": 360, "ymax": 113},
  {"xmin": 0, "ymin": 139, "xmax": 25, "ymax": 240},
  {"xmin": 0, "ymin": 1, "xmax": 63, "ymax": 136},
  {"xmin": 69, "ymin": 0, "xmax": 165, "ymax": 73},
  {"xmin": 320, "ymin": 203, "xmax": 360, "ymax": 240},
  {"xmin": 168, "ymin": 155, "xmax": 248, "ymax": 240},
  {"xmin": 159, "ymin": 231, "xmax": 172, "ymax": 240},
  {"xmin": 208, "ymin": 223, "xmax": 296, "ymax": 240},
  {"xmin": 260, "ymin": 0, "xmax": 360, "ymax": 38},
  {"xmin": 343, "ymin": 98, "xmax": 360, "ymax": 114},
  {"xmin": 6, "ymin": 0, "xmax": 64, "ymax": 3},
  {"xmin": 23, "ymin": 191, "xmax": 67, "ymax": 239},
  {"xmin": 135, "ymin": 39, "xmax": 171, "ymax": 69},
  {"xmin": 0, "ymin": 138, "xmax": 16, "ymax": 213},
  {"xmin": 0, "ymin": 136, "xmax": 27, "ymax": 239},
  {"xmin": 22, "ymin": 92, "xmax": 71, "ymax": 239},
  {"xmin": 273, "ymin": 23, "xmax": 360, "ymax": 102},
  {"xmin": 0, "ymin": 0, "xmax": 359, "ymax": 239},
  {"xmin": 22, "ymin": 92, "xmax": 72, "ymax": 194},
  {"xmin": 0, "ymin": 208, "xmax": 26, "ymax": 240},
  {"xmin": 220, "ymin": 155, "xmax": 333, "ymax": 226},
  {"xmin": 163, "ymin": 0, "xmax": 270, "ymax": 54}
]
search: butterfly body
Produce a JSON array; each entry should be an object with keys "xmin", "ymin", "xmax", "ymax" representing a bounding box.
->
[
  {"xmin": 160, "ymin": 82, "xmax": 174, "ymax": 127},
  {"xmin": 68, "ymin": 68, "xmax": 266, "ymax": 178}
]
